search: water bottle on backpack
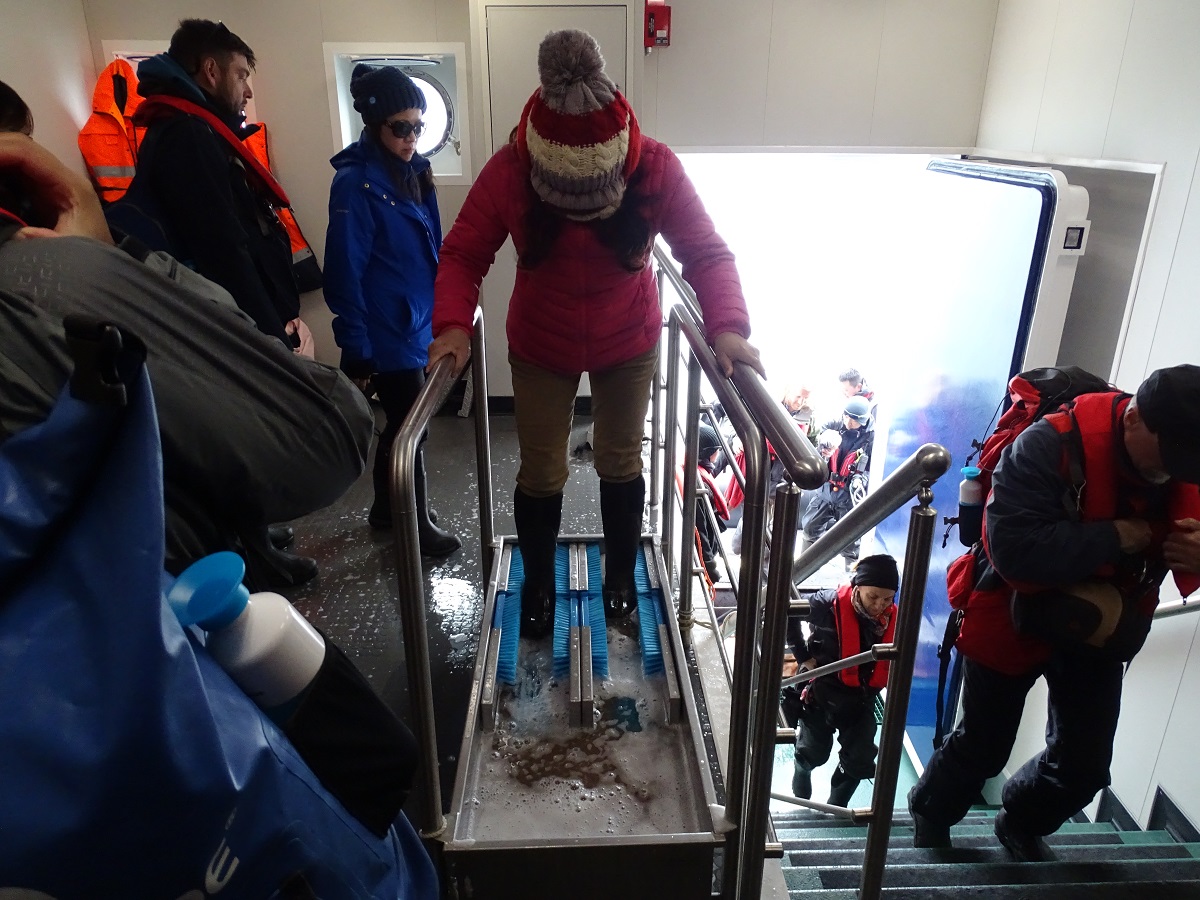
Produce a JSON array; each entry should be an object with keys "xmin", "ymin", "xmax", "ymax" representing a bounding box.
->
[
  {"xmin": 957, "ymin": 466, "xmax": 984, "ymax": 546},
  {"xmin": 167, "ymin": 551, "xmax": 326, "ymax": 724}
]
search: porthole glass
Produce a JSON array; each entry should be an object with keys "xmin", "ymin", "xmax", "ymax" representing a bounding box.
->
[{"xmin": 410, "ymin": 72, "xmax": 452, "ymax": 157}]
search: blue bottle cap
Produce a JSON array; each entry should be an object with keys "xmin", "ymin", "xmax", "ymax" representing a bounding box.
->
[
  {"xmin": 961, "ymin": 466, "xmax": 982, "ymax": 479},
  {"xmin": 166, "ymin": 551, "xmax": 250, "ymax": 630}
]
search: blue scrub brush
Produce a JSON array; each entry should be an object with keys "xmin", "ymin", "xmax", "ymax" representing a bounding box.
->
[
  {"xmin": 585, "ymin": 542, "xmax": 609, "ymax": 679},
  {"xmin": 635, "ymin": 545, "xmax": 665, "ymax": 676},
  {"xmin": 552, "ymin": 543, "xmax": 572, "ymax": 677},
  {"xmin": 494, "ymin": 548, "xmax": 524, "ymax": 685}
]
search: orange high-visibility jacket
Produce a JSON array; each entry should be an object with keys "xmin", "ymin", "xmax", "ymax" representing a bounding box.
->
[{"xmin": 78, "ymin": 59, "xmax": 144, "ymax": 204}]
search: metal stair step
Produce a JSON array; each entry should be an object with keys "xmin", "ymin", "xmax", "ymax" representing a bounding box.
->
[
  {"xmin": 786, "ymin": 841, "xmax": 1199, "ymax": 869},
  {"xmin": 783, "ymin": 827, "xmax": 1128, "ymax": 852},
  {"xmin": 772, "ymin": 808, "xmax": 997, "ymax": 828},
  {"xmin": 786, "ymin": 881, "xmax": 1200, "ymax": 900},
  {"xmin": 814, "ymin": 857, "xmax": 1200, "ymax": 889},
  {"xmin": 775, "ymin": 821, "xmax": 1118, "ymax": 842}
]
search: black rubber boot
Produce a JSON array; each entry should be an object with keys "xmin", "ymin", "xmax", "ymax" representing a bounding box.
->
[
  {"xmin": 908, "ymin": 786, "xmax": 952, "ymax": 849},
  {"xmin": 514, "ymin": 487, "xmax": 562, "ymax": 639},
  {"xmin": 994, "ymin": 809, "xmax": 1050, "ymax": 862},
  {"xmin": 414, "ymin": 450, "xmax": 460, "ymax": 557},
  {"xmin": 792, "ymin": 763, "xmax": 813, "ymax": 800},
  {"xmin": 600, "ymin": 475, "xmax": 645, "ymax": 619},
  {"xmin": 827, "ymin": 766, "xmax": 860, "ymax": 807},
  {"xmin": 268, "ymin": 524, "xmax": 295, "ymax": 549},
  {"xmin": 241, "ymin": 525, "xmax": 318, "ymax": 592}
]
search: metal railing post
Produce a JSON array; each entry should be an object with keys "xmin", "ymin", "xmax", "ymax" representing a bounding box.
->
[
  {"xmin": 858, "ymin": 486, "xmax": 938, "ymax": 900},
  {"xmin": 736, "ymin": 482, "xmax": 802, "ymax": 900},
  {"xmin": 390, "ymin": 354, "xmax": 461, "ymax": 839},
  {"xmin": 678, "ymin": 353, "xmax": 702, "ymax": 627},
  {"xmin": 662, "ymin": 316, "xmax": 682, "ymax": 587},
  {"xmin": 470, "ymin": 315, "xmax": 496, "ymax": 580},
  {"xmin": 649, "ymin": 266, "xmax": 667, "ymax": 532}
]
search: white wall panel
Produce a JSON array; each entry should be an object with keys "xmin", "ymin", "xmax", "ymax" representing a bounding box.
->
[
  {"xmin": 651, "ymin": 0, "xmax": 774, "ymax": 146},
  {"xmin": 762, "ymin": 0, "xmax": 885, "ymax": 147},
  {"xmin": 1110, "ymin": 612, "xmax": 1199, "ymax": 819},
  {"xmin": 976, "ymin": 0, "xmax": 1057, "ymax": 151},
  {"xmin": 1144, "ymin": 618, "xmax": 1200, "ymax": 823},
  {"xmin": 1033, "ymin": 0, "xmax": 1132, "ymax": 158},
  {"xmin": 871, "ymin": 0, "xmax": 997, "ymax": 147},
  {"xmin": 0, "ymin": 0, "xmax": 94, "ymax": 174},
  {"xmin": 1103, "ymin": 0, "xmax": 1200, "ymax": 387},
  {"xmin": 1146, "ymin": 157, "xmax": 1200, "ymax": 373},
  {"xmin": 318, "ymin": 0, "xmax": 440, "ymax": 42}
]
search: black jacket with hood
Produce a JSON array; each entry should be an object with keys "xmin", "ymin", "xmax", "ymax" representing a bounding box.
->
[{"xmin": 129, "ymin": 53, "xmax": 297, "ymax": 344}]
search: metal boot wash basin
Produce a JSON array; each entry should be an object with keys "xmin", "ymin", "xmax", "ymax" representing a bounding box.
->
[{"xmin": 443, "ymin": 537, "xmax": 724, "ymax": 899}]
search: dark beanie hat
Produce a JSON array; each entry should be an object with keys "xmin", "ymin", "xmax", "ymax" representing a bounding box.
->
[
  {"xmin": 350, "ymin": 64, "xmax": 425, "ymax": 126},
  {"xmin": 851, "ymin": 554, "xmax": 899, "ymax": 591},
  {"xmin": 1136, "ymin": 363, "xmax": 1200, "ymax": 484},
  {"xmin": 698, "ymin": 423, "xmax": 722, "ymax": 459}
]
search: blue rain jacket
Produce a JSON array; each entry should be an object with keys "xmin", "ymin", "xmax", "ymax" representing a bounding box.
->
[{"xmin": 324, "ymin": 132, "xmax": 441, "ymax": 373}]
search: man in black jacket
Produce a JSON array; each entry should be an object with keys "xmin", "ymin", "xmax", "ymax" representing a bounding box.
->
[
  {"xmin": 800, "ymin": 395, "xmax": 874, "ymax": 567},
  {"xmin": 117, "ymin": 21, "xmax": 325, "ymax": 582},
  {"xmin": 126, "ymin": 19, "xmax": 298, "ymax": 347},
  {"xmin": 787, "ymin": 555, "xmax": 899, "ymax": 806}
]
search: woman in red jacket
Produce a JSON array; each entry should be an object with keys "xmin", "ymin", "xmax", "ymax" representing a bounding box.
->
[{"xmin": 428, "ymin": 29, "xmax": 763, "ymax": 637}]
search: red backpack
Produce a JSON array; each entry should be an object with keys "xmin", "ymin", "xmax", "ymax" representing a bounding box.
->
[{"xmin": 966, "ymin": 365, "xmax": 1112, "ymax": 505}]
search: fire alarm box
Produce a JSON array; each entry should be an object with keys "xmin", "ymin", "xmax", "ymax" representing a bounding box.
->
[{"xmin": 645, "ymin": 4, "xmax": 671, "ymax": 48}]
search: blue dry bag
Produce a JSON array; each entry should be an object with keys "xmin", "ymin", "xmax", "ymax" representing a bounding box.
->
[{"xmin": 0, "ymin": 319, "xmax": 437, "ymax": 899}]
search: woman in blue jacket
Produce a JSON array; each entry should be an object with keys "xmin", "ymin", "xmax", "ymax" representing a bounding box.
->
[{"xmin": 324, "ymin": 64, "xmax": 459, "ymax": 555}]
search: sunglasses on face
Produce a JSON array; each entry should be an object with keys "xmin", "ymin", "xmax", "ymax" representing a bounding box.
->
[{"xmin": 386, "ymin": 119, "xmax": 425, "ymax": 140}]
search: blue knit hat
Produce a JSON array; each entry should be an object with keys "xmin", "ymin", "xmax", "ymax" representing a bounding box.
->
[{"xmin": 350, "ymin": 64, "xmax": 425, "ymax": 126}]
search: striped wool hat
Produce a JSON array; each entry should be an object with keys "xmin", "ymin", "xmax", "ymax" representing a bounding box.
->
[{"xmin": 517, "ymin": 29, "xmax": 642, "ymax": 220}]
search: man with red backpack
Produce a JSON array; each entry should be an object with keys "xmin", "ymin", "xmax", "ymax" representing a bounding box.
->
[{"xmin": 909, "ymin": 364, "xmax": 1200, "ymax": 861}]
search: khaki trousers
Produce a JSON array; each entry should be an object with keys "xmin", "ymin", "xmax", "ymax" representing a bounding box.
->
[{"xmin": 510, "ymin": 347, "xmax": 657, "ymax": 496}]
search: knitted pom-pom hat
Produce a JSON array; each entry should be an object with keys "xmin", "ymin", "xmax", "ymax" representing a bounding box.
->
[{"xmin": 516, "ymin": 29, "xmax": 642, "ymax": 220}]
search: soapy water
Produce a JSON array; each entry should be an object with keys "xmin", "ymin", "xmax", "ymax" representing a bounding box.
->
[{"xmin": 457, "ymin": 616, "xmax": 711, "ymax": 841}]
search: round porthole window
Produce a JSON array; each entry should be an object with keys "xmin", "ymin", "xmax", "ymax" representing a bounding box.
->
[{"xmin": 407, "ymin": 70, "xmax": 453, "ymax": 158}]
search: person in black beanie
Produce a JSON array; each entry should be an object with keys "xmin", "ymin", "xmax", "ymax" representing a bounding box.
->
[
  {"xmin": 323, "ymin": 64, "xmax": 459, "ymax": 555},
  {"xmin": 786, "ymin": 554, "xmax": 899, "ymax": 806}
]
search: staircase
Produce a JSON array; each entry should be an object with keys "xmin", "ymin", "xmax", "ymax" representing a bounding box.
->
[{"xmin": 774, "ymin": 805, "xmax": 1200, "ymax": 899}]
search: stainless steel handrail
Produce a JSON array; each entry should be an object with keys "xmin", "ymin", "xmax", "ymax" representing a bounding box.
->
[
  {"xmin": 791, "ymin": 443, "xmax": 952, "ymax": 585},
  {"xmin": 858, "ymin": 489, "xmax": 937, "ymax": 900},
  {"xmin": 653, "ymin": 248, "xmax": 950, "ymax": 900},
  {"xmin": 1155, "ymin": 599, "xmax": 1199, "ymax": 619},
  {"xmin": 736, "ymin": 481, "xmax": 801, "ymax": 900},
  {"xmin": 653, "ymin": 245, "xmax": 826, "ymax": 491},
  {"xmin": 389, "ymin": 310, "xmax": 491, "ymax": 839}
]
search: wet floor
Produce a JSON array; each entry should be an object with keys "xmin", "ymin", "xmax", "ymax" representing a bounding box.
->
[
  {"xmin": 280, "ymin": 402, "xmax": 901, "ymax": 832},
  {"xmin": 284, "ymin": 405, "xmax": 604, "ymax": 813}
]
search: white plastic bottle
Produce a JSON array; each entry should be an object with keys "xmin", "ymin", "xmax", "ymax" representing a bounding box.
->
[
  {"xmin": 167, "ymin": 551, "xmax": 326, "ymax": 723},
  {"xmin": 957, "ymin": 465, "xmax": 984, "ymax": 547}
]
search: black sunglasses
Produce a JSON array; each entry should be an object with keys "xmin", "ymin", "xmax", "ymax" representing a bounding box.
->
[{"xmin": 385, "ymin": 119, "xmax": 425, "ymax": 139}]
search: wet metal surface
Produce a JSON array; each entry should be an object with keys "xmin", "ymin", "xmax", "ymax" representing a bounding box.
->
[
  {"xmin": 283, "ymin": 408, "xmax": 603, "ymax": 810},
  {"xmin": 451, "ymin": 550, "xmax": 713, "ymax": 844}
]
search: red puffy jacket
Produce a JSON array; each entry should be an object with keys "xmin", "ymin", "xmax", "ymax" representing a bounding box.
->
[{"xmin": 433, "ymin": 139, "xmax": 750, "ymax": 375}]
